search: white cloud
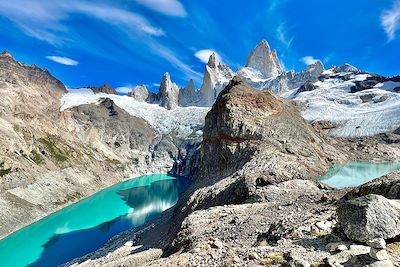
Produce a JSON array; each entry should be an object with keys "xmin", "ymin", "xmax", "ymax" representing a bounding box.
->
[
  {"xmin": 300, "ymin": 56, "xmax": 320, "ymax": 65},
  {"xmin": 135, "ymin": 0, "xmax": 186, "ymax": 17},
  {"xmin": 115, "ymin": 86, "xmax": 133, "ymax": 94},
  {"xmin": 381, "ymin": 0, "xmax": 400, "ymax": 41},
  {"xmin": 194, "ymin": 49, "xmax": 221, "ymax": 64},
  {"xmin": 46, "ymin": 56, "xmax": 79, "ymax": 66}
]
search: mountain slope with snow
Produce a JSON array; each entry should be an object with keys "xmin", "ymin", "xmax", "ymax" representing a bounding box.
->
[
  {"xmin": 62, "ymin": 88, "xmax": 209, "ymax": 138},
  {"xmin": 293, "ymin": 69, "xmax": 400, "ymax": 137}
]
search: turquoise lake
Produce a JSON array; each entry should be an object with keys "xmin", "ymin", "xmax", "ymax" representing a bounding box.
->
[
  {"xmin": 318, "ymin": 161, "xmax": 400, "ymax": 189},
  {"xmin": 0, "ymin": 174, "xmax": 190, "ymax": 267}
]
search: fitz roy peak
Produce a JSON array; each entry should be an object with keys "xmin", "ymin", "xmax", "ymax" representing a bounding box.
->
[{"xmin": 244, "ymin": 39, "xmax": 283, "ymax": 78}]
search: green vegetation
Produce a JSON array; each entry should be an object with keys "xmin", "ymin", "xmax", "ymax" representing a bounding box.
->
[
  {"xmin": 30, "ymin": 150, "xmax": 44, "ymax": 165},
  {"xmin": 106, "ymin": 157, "xmax": 121, "ymax": 164},
  {"xmin": 0, "ymin": 162, "xmax": 11, "ymax": 177},
  {"xmin": 39, "ymin": 137, "xmax": 69, "ymax": 162}
]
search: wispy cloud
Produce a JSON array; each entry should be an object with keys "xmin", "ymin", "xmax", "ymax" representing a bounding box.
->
[
  {"xmin": 0, "ymin": 1, "xmax": 164, "ymax": 45},
  {"xmin": 381, "ymin": 0, "xmax": 400, "ymax": 41},
  {"xmin": 135, "ymin": 0, "xmax": 186, "ymax": 17},
  {"xmin": 276, "ymin": 23, "xmax": 294, "ymax": 49},
  {"xmin": 194, "ymin": 49, "xmax": 221, "ymax": 64},
  {"xmin": 300, "ymin": 56, "xmax": 320, "ymax": 65},
  {"xmin": 46, "ymin": 56, "xmax": 79, "ymax": 66},
  {"xmin": 148, "ymin": 43, "xmax": 203, "ymax": 83}
]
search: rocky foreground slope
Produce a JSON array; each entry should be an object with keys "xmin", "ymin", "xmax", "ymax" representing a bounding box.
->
[
  {"xmin": 65, "ymin": 77, "xmax": 400, "ymax": 267},
  {"xmin": 0, "ymin": 52, "xmax": 205, "ymax": 238}
]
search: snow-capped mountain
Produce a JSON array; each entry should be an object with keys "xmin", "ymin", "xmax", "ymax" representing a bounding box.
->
[
  {"xmin": 292, "ymin": 67, "xmax": 400, "ymax": 137},
  {"xmin": 237, "ymin": 39, "xmax": 283, "ymax": 80},
  {"xmin": 63, "ymin": 39, "xmax": 400, "ymax": 138}
]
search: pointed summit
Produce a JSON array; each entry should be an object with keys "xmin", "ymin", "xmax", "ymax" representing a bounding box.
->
[
  {"xmin": 207, "ymin": 53, "xmax": 217, "ymax": 68},
  {"xmin": 158, "ymin": 72, "xmax": 179, "ymax": 110},
  {"xmin": 245, "ymin": 39, "xmax": 283, "ymax": 78}
]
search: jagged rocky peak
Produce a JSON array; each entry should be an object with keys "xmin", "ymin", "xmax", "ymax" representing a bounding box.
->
[
  {"xmin": 198, "ymin": 53, "xmax": 234, "ymax": 107},
  {"xmin": 158, "ymin": 72, "xmax": 179, "ymax": 110},
  {"xmin": 0, "ymin": 50, "xmax": 66, "ymax": 94},
  {"xmin": 178, "ymin": 79, "xmax": 198, "ymax": 107},
  {"xmin": 88, "ymin": 83, "xmax": 118, "ymax": 95},
  {"xmin": 245, "ymin": 39, "xmax": 283, "ymax": 78},
  {"xmin": 306, "ymin": 60, "xmax": 324, "ymax": 74}
]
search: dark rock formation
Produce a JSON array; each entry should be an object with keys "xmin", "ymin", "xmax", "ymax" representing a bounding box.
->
[
  {"xmin": 297, "ymin": 79, "xmax": 318, "ymax": 93},
  {"xmin": 87, "ymin": 83, "xmax": 118, "ymax": 95},
  {"xmin": 350, "ymin": 75, "xmax": 386, "ymax": 93},
  {"xmin": 337, "ymin": 194, "xmax": 400, "ymax": 242}
]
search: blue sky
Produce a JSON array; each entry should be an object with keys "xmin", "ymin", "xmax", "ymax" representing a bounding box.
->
[{"xmin": 0, "ymin": 0, "xmax": 399, "ymax": 93}]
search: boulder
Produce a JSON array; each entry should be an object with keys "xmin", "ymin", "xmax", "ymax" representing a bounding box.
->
[
  {"xmin": 369, "ymin": 248, "xmax": 389, "ymax": 261},
  {"xmin": 337, "ymin": 194, "xmax": 400, "ymax": 242}
]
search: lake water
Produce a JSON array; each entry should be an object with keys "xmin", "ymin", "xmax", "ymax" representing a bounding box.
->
[
  {"xmin": 0, "ymin": 174, "xmax": 191, "ymax": 267},
  {"xmin": 318, "ymin": 161, "xmax": 400, "ymax": 189}
]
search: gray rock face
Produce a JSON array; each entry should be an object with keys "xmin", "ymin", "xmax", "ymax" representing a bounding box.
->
[
  {"xmin": 157, "ymin": 72, "xmax": 179, "ymax": 110},
  {"xmin": 178, "ymin": 79, "xmax": 198, "ymax": 107},
  {"xmin": 200, "ymin": 76, "xmax": 342, "ymax": 182},
  {"xmin": 197, "ymin": 53, "xmax": 234, "ymax": 107},
  {"xmin": 127, "ymin": 85, "xmax": 150, "ymax": 102},
  {"xmin": 245, "ymin": 39, "xmax": 283, "ymax": 78},
  {"xmin": 342, "ymin": 171, "xmax": 400, "ymax": 200},
  {"xmin": 337, "ymin": 194, "xmax": 400, "ymax": 242}
]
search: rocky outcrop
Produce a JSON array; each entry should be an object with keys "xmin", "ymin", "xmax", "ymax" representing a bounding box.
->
[
  {"xmin": 87, "ymin": 83, "xmax": 118, "ymax": 95},
  {"xmin": 244, "ymin": 39, "xmax": 283, "ymax": 78},
  {"xmin": 200, "ymin": 76, "xmax": 343, "ymax": 182},
  {"xmin": 335, "ymin": 64, "xmax": 360, "ymax": 73},
  {"xmin": 342, "ymin": 171, "xmax": 400, "ymax": 200},
  {"xmin": 297, "ymin": 78, "xmax": 318, "ymax": 93},
  {"xmin": 0, "ymin": 50, "xmax": 66, "ymax": 115},
  {"xmin": 350, "ymin": 75, "xmax": 386, "ymax": 93},
  {"xmin": 157, "ymin": 72, "xmax": 180, "ymax": 110},
  {"xmin": 337, "ymin": 194, "xmax": 400, "ymax": 242}
]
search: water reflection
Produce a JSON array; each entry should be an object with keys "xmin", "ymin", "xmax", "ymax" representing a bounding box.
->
[{"xmin": 0, "ymin": 174, "xmax": 190, "ymax": 267}]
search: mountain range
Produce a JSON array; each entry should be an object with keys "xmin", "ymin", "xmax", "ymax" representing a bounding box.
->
[{"xmin": 0, "ymin": 39, "xmax": 400, "ymax": 266}]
